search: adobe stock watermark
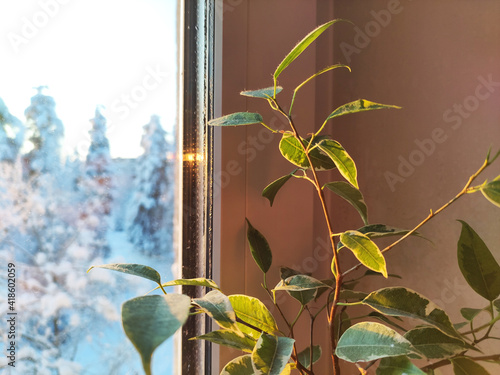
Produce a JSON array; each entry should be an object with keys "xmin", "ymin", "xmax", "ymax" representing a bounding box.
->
[
  {"xmin": 432, "ymin": 277, "xmax": 470, "ymax": 310},
  {"xmin": 340, "ymin": 0, "xmax": 410, "ymax": 63},
  {"xmin": 8, "ymin": 0, "xmax": 72, "ymax": 54},
  {"xmin": 384, "ymin": 74, "xmax": 500, "ymax": 192},
  {"xmin": 213, "ymin": 115, "xmax": 289, "ymax": 198}
]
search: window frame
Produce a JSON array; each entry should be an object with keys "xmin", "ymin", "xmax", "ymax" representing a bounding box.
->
[{"xmin": 178, "ymin": 1, "xmax": 217, "ymax": 373}]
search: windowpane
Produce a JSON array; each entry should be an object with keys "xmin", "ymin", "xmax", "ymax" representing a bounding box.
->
[{"xmin": 0, "ymin": 1, "xmax": 179, "ymax": 374}]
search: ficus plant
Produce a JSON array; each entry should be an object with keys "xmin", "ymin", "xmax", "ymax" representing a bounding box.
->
[{"xmin": 88, "ymin": 20, "xmax": 500, "ymax": 375}]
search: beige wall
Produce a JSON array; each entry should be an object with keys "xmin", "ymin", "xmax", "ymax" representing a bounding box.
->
[{"xmin": 219, "ymin": 1, "xmax": 500, "ymax": 373}]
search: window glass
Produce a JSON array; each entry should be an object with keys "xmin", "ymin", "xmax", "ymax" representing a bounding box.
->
[{"xmin": 0, "ymin": 1, "xmax": 179, "ymax": 373}]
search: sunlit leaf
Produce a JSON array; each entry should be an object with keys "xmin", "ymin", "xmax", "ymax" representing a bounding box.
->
[
  {"xmin": 246, "ymin": 219, "xmax": 273, "ymax": 273},
  {"xmin": 324, "ymin": 181, "xmax": 368, "ymax": 224},
  {"xmin": 363, "ymin": 287, "xmax": 462, "ymax": 340},
  {"xmin": 252, "ymin": 333, "xmax": 295, "ymax": 375},
  {"xmin": 192, "ymin": 329, "xmax": 256, "ymax": 353},
  {"xmin": 220, "ymin": 355, "xmax": 254, "ymax": 375},
  {"xmin": 480, "ymin": 178, "xmax": 500, "ymax": 208},
  {"xmin": 317, "ymin": 139, "xmax": 358, "ymax": 188},
  {"xmin": 122, "ymin": 294, "xmax": 191, "ymax": 375},
  {"xmin": 192, "ymin": 290, "xmax": 240, "ymax": 332},
  {"xmin": 326, "ymin": 99, "xmax": 401, "ymax": 122},
  {"xmin": 262, "ymin": 171, "xmax": 296, "ymax": 207},
  {"xmin": 208, "ymin": 112, "xmax": 263, "ymax": 126},
  {"xmin": 457, "ymin": 220, "xmax": 500, "ymax": 301},
  {"xmin": 274, "ymin": 275, "xmax": 329, "ymax": 292},
  {"xmin": 279, "ymin": 132, "xmax": 336, "ymax": 171},
  {"xmin": 404, "ymin": 327, "xmax": 468, "ymax": 359},
  {"xmin": 451, "ymin": 356, "xmax": 491, "ymax": 375},
  {"xmin": 376, "ymin": 356, "xmax": 426, "ymax": 375},
  {"xmin": 229, "ymin": 295, "xmax": 279, "ymax": 335},
  {"xmin": 241, "ymin": 86, "xmax": 283, "ymax": 99},
  {"xmin": 279, "ymin": 363, "xmax": 296, "ymax": 375},
  {"xmin": 88, "ymin": 263, "xmax": 161, "ymax": 285},
  {"xmin": 340, "ymin": 231, "xmax": 387, "ymax": 277},
  {"xmin": 274, "ymin": 19, "xmax": 349, "ymax": 81},
  {"xmin": 336, "ymin": 322, "xmax": 417, "ymax": 362},
  {"xmin": 274, "ymin": 275, "xmax": 330, "ymax": 305}
]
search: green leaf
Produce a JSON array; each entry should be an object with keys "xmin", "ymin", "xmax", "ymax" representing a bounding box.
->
[
  {"xmin": 159, "ymin": 278, "xmax": 220, "ymax": 290},
  {"xmin": 376, "ymin": 356, "xmax": 426, "ymax": 375},
  {"xmin": 340, "ymin": 231, "xmax": 387, "ymax": 278},
  {"xmin": 404, "ymin": 327, "xmax": 468, "ymax": 359},
  {"xmin": 208, "ymin": 112, "xmax": 263, "ymax": 126},
  {"xmin": 279, "ymin": 267, "xmax": 310, "ymax": 279},
  {"xmin": 494, "ymin": 299, "xmax": 500, "ymax": 313},
  {"xmin": 326, "ymin": 99, "xmax": 401, "ymax": 122},
  {"xmin": 457, "ymin": 220, "xmax": 500, "ymax": 301},
  {"xmin": 338, "ymin": 224, "xmax": 430, "ymax": 251},
  {"xmin": 357, "ymin": 224, "xmax": 424, "ymax": 240},
  {"xmin": 274, "ymin": 274, "xmax": 329, "ymax": 292},
  {"xmin": 273, "ymin": 19, "xmax": 348, "ymax": 81},
  {"xmin": 454, "ymin": 322, "xmax": 469, "ymax": 330},
  {"xmin": 480, "ymin": 178, "xmax": 500, "ymax": 208},
  {"xmin": 262, "ymin": 171, "xmax": 296, "ymax": 207},
  {"xmin": 460, "ymin": 307, "xmax": 484, "ymax": 321},
  {"xmin": 451, "ymin": 356, "xmax": 491, "ymax": 375},
  {"xmin": 241, "ymin": 86, "xmax": 283, "ymax": 99},
  {"xmin": 88, "ymin": 263, "xmax": 161, "ymax": 285},
  {"xmin": 316, "ymin": 139, "xmax": 358, "ymax": 188},
  {"xmin": 336, "ymin": 322, "xmax": 417, "ymax": 362},
  {"xmin": 363, "ymin": 287, "xmax": 462, "ymax": 340},
  {"xmin": 279, "ymin": 132, "xmax": 336, "ymax": 171},
  {"xmin": 297, "ymin": 345, "xmax": 322, "ymax": 368},
  {"xmin": 220, "ymin": 355, "xmax": 254, "ymax": 375},
  {"xmin": 368, "ymin": 312, "xmax": 407, "ymax": 332},
  {"xmin": 229, "ymin": 295, "xmax": 279, "ymax": 335},
  {"xmin": 246, "ymin": 219, "xmax": 273, "ymax": 273},
  {"xmin": 122, "ymin": 294, "xmax": 191, "ymax": 375},
  {"xmin": 324, "ymin": 181, "xmax": 368, "ymax": 224},
  {"xmin": 192, "ymin": 329, "xmax": 256, "ymax": 353},
  {"xmin": 252, "ymin": 333, "xmax": 295, "ymax": 375},
  {"xmin": 192, "ymin": 290, "xmax": 240, "ymax": 332},
  {"xmin": 274, "ymin": 275, "xmax": 330, "ymax": 305}
]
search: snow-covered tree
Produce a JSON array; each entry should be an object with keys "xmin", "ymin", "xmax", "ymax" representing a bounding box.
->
[
  {"xmin": 77, "ymin": 106, "xmax": 113, "ymax": 257},
  {"xmin": 126, "ymin": 115, "xmax": 173, "ymax": 257},
  {"xmin": 0, "ymin": 97, "xmax": 24, "ymax": 163},
  {"xmin": 0, "ymin": 97, "xmax": 25, "ymax": 236},
  {"xmin": 24, "ymin": 86, "xmax": 64, "ymax": 179}
]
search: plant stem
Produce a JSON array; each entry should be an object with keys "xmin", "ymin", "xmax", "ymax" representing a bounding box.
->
[
  {"xmin": 271, "ymin": 98, "xmax": 342, "ymax": 374},
  {"xmin": 342, "ymin": 158, "xmax": 491, "ymax": 277}
]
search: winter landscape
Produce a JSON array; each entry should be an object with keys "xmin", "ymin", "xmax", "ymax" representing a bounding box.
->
[{"xmin": 0, "ymin": 88, "xmax": 176, "ymax": 374}]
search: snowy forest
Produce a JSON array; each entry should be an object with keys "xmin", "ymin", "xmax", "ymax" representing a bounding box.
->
[{"xmin": 0, "ymin": 88, "xmax": 175, "ymax": 374}]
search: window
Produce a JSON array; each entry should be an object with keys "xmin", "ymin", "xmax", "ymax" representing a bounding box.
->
[{"xmin": 0, "ymin": 1, "xmax": 186, "ymax": 374}]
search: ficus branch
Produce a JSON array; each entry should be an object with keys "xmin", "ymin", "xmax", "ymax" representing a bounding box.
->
[
  {"xmin": 342, "ymin": 157, "xmax": 491, "ymax": 277},
  {"xmin": 421, "ymin": 354, "xmax": 500, "ymax": 372}
]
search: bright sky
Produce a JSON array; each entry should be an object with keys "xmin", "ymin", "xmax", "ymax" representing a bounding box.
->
[{"xmin": 0, "ymin": 0, "xmax": 178, "ymax": 158}]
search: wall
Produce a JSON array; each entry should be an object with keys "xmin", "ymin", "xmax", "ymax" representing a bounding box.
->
[{"xmin": 218, "ymin": 1, "xmax": 500, "ymax": 373}]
